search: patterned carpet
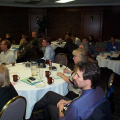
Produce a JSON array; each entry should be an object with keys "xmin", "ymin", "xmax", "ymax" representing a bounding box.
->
[{"xmin": 29, "ymin": 66, "xmax": 120, "ymax": 120}]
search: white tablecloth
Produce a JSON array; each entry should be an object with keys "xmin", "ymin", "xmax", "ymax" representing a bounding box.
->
[
  {"xmin": 9, "ymin": 63, "xmax": 68, "ymax": 119},
  {"xmin": 51, "ymin": 41, "xmax": 66, "ymax": 50},
  {"xmin": 96, "ymin": 54, "xmax": 120, "ymax": 75}
]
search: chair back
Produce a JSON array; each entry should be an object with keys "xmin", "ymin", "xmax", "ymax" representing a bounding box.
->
[
  {"xmin": 0, "ymin": 96, "xmax": 26, "ymax": 120},
  {"xmin": 108, "ymin": 73, "xmax": 115, "ymax": 89},
  {"xmin": 54, "ymin": 53, "xmax": 68, "ymax": 66},
  {"xmin": 105, "ymin": 72, "xmax": 115, "ymax": 114},
  {"xmin": 86, "ymin": 99, "xmax": 112, "ymax": 120}
]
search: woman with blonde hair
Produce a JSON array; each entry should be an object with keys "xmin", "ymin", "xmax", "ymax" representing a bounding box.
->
[
  {"xmin": 57, "ymin": 48, "xmax": 88, "ymax": 99},
  {"xmin": 0, "ymin": 65, "xmax": 18, "ymax": 111}
]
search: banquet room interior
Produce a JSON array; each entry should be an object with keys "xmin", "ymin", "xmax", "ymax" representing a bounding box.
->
[{"xmin": 0, "ymin": 0, "xmax": 120, "ymax": 120}]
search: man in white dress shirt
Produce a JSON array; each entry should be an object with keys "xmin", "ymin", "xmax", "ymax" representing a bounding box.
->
[
  {"xmin": 0, "ymin": 40, "xmax": 15, "ymax": 65},
  {"xmin": 71, "ymin": 34, "xmax": 81, "ymax": 47}
]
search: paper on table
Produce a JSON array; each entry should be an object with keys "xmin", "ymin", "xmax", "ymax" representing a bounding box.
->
[
  {"xmin": 53, "ymin": 76, "xmax": 61, "ymax": 79},
  {"xmin": 53, "ymin": 73, "xmax": 71, "ymax": 79},
  {"xmin": 21, "ymin": 76, "xmax": 43, "ymax": 86}
]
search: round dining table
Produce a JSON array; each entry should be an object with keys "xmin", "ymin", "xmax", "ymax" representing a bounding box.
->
[
  {"xmin": 8, "ymin": 63, "xmax": 68, "ymax": 119},
  {"xmin": 96, "ymin": 52, "xmax": 120, "ymax": 75}
]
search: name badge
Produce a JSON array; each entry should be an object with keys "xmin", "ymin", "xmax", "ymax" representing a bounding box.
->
[{"xmin": 113, "ymin": 46, "xmax": 116, "ymax": 49}]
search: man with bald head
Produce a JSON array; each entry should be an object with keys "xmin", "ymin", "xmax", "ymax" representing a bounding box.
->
[{"xmin": 31, "ymin": 31, "xmax": 38, "ymax": 47}]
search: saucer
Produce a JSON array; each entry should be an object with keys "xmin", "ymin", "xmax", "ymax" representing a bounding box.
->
[{"xmin": 35, "ymin": 82, "xmax": 46, "ymax": 88}]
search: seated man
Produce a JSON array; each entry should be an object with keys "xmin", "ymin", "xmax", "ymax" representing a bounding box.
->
[
  {"xmin": 0, "ymin": 40, "xmax": 15, "ymax": 65},
  {"xmin": 17, "ymin": 35, "xmax": 29, "ymax": 56},
  {"xmin": 64, "ymin": 32, "xmax": 71, "ymax": 41},
  {"xmin": 106, "ymin": 35, "xmax": 119, "ymax": 52},
  {"xmin": 79, "ymin": 37, "xmax": 99, "ymax": 59},
  {"xmin": 42, "ymin": 37, "xmax": 55, "ymax": 62},
  {"xmin": 16, "ymin": 36, "xmax": 31, "ymax": 62},
  {"xmin": 71, "ymin": 34, "xmax": 81, "ymax": 47},
  {"xmin": 33, "ymin": 62, "xmax": 112, "ymax": 120},
  {"xmin": 31, "ymin": 31, "xmax": 38, "ymax": 47}
]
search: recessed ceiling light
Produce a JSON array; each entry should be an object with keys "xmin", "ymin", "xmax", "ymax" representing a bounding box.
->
[{"xmin": 55, "ymin": 0, "xmax": 75, "ymax": 3}]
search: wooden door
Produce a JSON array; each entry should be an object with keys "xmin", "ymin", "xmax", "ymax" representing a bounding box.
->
[
  {"xmin": 29, "ymin": 14, "xmax": 43, "ymax": 38},
  {"xmin": 82, "ymin": 12, "xmax": 103, "ymax": 41}
]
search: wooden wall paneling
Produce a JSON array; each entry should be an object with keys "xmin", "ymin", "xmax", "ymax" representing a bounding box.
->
[
  {"xmin": 47, "ymin": 8, "xmax": 81, "ymax": 40},
  {"xmin": 102, "ymin": 7, "xmax": 120, "ymax": 41},
  {"xmin": 0, "ymin": 7, "xmax": 29, "ymax": 44}
]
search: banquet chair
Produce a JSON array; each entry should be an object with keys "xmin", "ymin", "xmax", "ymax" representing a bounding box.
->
[
  {"xmin": 54, "ymin": 53, "xmax": 68, "ymax": 66},
  {"xmin": 86, "ymin": 99, "xmax": 112, "ymax": 120},
  {"xmin": 105, "ymin": 72, "xmax": 115, "ymax": 114},
  {"xmin": 0, "ymin": 96, "xmax": 26, "ymax": 120},
  {"xmin": 107, "ymin": 72, "xmax": 115, "ymax": 89}
]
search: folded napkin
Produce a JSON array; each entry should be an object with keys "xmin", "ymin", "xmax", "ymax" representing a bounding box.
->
[{"xmin": 21, "ymin": 76, "xmax": 43, "ymax": 86}]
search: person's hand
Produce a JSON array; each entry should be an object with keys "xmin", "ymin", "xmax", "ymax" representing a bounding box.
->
[
  {"xmin": 57, "ymin": 99, "xmax": 65, "ymax": 111},
  {"xmin": 57, "ymin": 100, "xmax": 72, "ymax": 110},
  {"xmin": 57, "ymin": 72, "xmax": 63, "ymax": 77},
  {"xmin": 63, "ymin": 68, "xmax": 70, "ymax": 74},
  {"xmin": 63, "ymin": 68, "xmax": 73, "ymax": 74},
  {"xmin": 17, "ymin": 54, "xmax": 20, "ymax": 57}
]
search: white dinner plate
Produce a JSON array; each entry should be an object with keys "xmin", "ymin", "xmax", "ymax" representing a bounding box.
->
[{"xmin": 35, "ymin": 82, "xmax": 46, "ymax": 88}]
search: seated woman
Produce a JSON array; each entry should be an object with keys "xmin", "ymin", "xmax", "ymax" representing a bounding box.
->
[
  {"xmin": 106, "ymin": 35, "xmax": 119, "ymax": 52},
  {"xmin": 0, "ymin": 65, "xmax": 18, "ymax": 111},
  {"xmin": 57, "ymin": 48, "xmax": 88, "ymax": 100}
]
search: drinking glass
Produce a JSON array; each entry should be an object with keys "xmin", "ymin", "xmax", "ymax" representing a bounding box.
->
[
  {"xmin": 31, "ymin": 62, "xmax": 38, "ymax": 76},
  {"xmin": 39, "ymin": 68, "xmax": 43, "ymax": 79}
]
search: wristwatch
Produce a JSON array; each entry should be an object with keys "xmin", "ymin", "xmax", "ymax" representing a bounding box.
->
[{"xmin": 59, "ymin": 110, "xmax": 63, "ymax": 113}]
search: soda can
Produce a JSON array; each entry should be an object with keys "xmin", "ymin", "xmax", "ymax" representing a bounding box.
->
[{"xmin": 49, "ymin": 60, "xmax": 52, "ymax": 66}]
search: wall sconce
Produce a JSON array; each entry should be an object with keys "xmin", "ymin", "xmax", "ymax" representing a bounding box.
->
[{"xmin": 90, "ymin": 16, "xmax": 93, "ymax": 22}]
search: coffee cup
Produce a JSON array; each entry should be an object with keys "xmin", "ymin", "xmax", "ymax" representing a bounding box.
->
[
  {"xmin": 46, "ymin": 59, "xmax": 49, "ymax": 65},
  {"xmin": 45, "ymin": 71, "xmax": 51, "ymax": 77},
  {"xmin": 11, "ymin": 62, "xmax": 15, "ymax": 66},
  {"xmin": 47, "ymin": 77, "xmax": 54, "ymax": 84},
  {"xmin": 2, "ymin": 63, "xmax": 6, "ymax": 65},
  {"xmin": 13, "ymin": 75, "xmax": 20, "ymax": 82}
]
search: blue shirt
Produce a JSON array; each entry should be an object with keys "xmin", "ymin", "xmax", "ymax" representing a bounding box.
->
[
  {"xmin": 106, "ymin": 42, "xmax": 118, "ymax": 52},
  {"xmin": 59, "ymin": 87, "xmax": 106, "ymax": 120},
  {"xmin": 44, "ymin": 45, "xmax": 55, "ymax": 62}
]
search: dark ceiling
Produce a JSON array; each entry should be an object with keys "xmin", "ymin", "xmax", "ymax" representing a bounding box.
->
[{"xmin": 0, "ymin": 0, "xmax": 120, "ymax": 8}]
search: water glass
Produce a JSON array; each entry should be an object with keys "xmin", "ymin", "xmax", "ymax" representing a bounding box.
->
[
  {"xmin": 39, "ymin": 68, "xmax": 43, "ymax": 79},
  {"xmin": 31, "ymin": 62, "xmax": 38, "ymax": 76}
]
